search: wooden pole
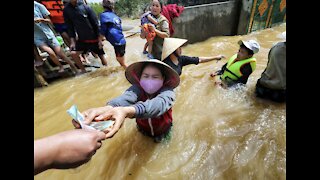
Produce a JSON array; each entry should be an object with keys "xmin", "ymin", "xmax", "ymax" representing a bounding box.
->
[
  {"xmin": 265, "ymin": 0, "xmax": 275, "ymax": 28},
  {"xmin": 248, "ymin": 0, "xmax": 258, "ymax": 33},
  {"xmin": 34, "ymin": 66, "xmax": 48, "ymax": 87}
]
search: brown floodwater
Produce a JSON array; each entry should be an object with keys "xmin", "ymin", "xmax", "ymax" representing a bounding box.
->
[{"xmin": 34, "ymin": 22, "xmax": 286, "ymax": 179}]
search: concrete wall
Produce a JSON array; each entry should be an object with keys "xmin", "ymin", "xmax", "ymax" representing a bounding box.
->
[
  {"xmin": 236, "ymin": 0, "xmax": 253, "ymax": 35},
  {"xmin": 172, "ymin": 0, "xmax": 241, "ymax": 44}
]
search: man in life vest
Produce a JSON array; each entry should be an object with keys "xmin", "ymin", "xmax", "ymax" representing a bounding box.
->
[{"xmin": 210, "ymin": 40, "xmax": 260, "ymax": 88}]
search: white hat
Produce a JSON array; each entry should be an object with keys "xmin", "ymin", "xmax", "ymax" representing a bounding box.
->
[
  {"xmin": 238, "ymin": 40, "xmax": 260, "ymax": 54},
  {"xmin": 161, "ymin": 38, "xmax": 188, "ymax": 61},
  {"xmin": 125, "ymin": 59, "xmax": 180, "ymax": 89}
]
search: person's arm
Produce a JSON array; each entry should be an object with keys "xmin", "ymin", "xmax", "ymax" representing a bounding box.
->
[
  {"xmin": 34, "ymin": 129, "xmax": 106, "ymax": 175},
  {"xmin": 89, "ymin": 86, "xmax": 175, "ymax": 120},
  {"xmin": 35, "ymin": 3, "xmax": 52, "ymax": 25},
  {"xmin": 63, "ymin": 8, "xmax": 76, "ymax": 40},
  {"xmin": 180, "ymin": 55, "xmax": 200, "ymax": 67},
  {"xmin": 148, "ymin": 20, "xmax": 170, "ymax": 38},
  {"xmin": 147, "ymin": 14, "xmax": 158, "ymax": 25},
  {"xmin": 199, "ymin": 55, "xmax": 225, "ymax": 63},
  {"xmin": 210, "ymin": 63, "xmax": 227, "ymax": 77},
  {"xmin": 75, "ymin": 85, "xmax": 140, "ymax": 127},
  {"xmin": 78, "ymin": 86, "xmax": 141, "ymax": 138},
  {"xmin": 235, "ymin": 63, "xmax": 252, "ymax": 84},
  {"xmin": 34, "ymin": 16, "xmax": 52, "ymax": 25},
  {"xmin": 92, "ymin": 87, "xmax": 175, "ymax": 138},
  {"xmin": 140, "ymin": 25, "xmax": 147, "ymax": 39},
  {"xmin": 132, "ymin": 87, "xmax": 175, "ymax": 118},
  {"xmin": 86, "ymin": 5, "xmax": 100, "ymax": 38}
]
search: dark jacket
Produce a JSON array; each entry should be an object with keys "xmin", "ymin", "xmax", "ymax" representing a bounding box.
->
[{"xmin": 63, "ymin": 3, "xmax": 100, "ymax": 41}]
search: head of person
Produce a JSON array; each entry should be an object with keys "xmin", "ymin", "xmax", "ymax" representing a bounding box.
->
[
  {"xmin": 161, "ymin": 38, "xmax": 188, "ymax": 61},
  {"xmin": 151, "ymin": 0, "xmax": 163, "ymax": 16},
  {"xmin": 125, "ymin": 59, "xmax": 180, "ymax": 95},
  {"xmin": 62, "ymin": 0, "xmax": 69, "ymax": 5},
  {"xmin": 102, "ymin": 0, "xmax": 115, "ymax": 11},
  {"xmin": 236, "ymin": 40, "xmax": 260, "ymax": 60},
  {"xmin": 69, "ymin": 0, "xmax": 78, "ymax": 6}
]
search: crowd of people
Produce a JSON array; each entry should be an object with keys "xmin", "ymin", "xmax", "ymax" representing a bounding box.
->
[{"xmin": 34, "ymin": 0, "xmax": 286, "ymax": 175}]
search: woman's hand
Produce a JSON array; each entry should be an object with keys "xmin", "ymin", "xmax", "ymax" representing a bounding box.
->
[
  {"xmin": 93, "ymin": 106, "xmax": 136, "ymax": 138},
  {"xmin": 71, "ymin": 106, "xmax": 113, "ymax": 129}
]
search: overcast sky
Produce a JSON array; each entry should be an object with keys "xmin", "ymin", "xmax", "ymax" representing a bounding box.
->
[{"xmin": 86, "ymin": 0, "xmax": 102, "ymax": 3}]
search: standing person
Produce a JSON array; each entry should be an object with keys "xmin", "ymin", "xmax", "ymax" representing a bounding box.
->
[
  {"xmin": 39, "ymin": 0, "xmax": 71, "ymax": 48},
  {"xmin": 63, "ymin": 0, "xmax": 108, "ymax": 72},
  {"xmin": 140, "ymin": 0, "xmax": 170, "ymax": 60},
  {"xmin": 34, "ymin": 1, "xmax": 79, "ymax": 74},
  {"xmin": 99, "ymin": 0, "xmax": 127, "ymax": 68},
  {"xmin": 210, "ymin": 40, "xmax": 260, "ymax": 88},
  {"xmin": 34, "ymin": 129, "xmax": 106, "ymax": 175},
  {"xmin": 161, "ymin": 37, "xmax": 225, "ymax": 76},
  {"xmin": 140, "ymin": 4, "xmax": 158, "ymax": 59},
  {"xmin": 73, "ymin": 59, "xmax": 180, "ymax": 143},
  {"xmin": 255, "ymin": 32, "xmax": 286, "ymax": 102}
]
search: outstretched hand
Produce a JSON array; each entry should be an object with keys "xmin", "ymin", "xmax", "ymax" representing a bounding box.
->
[
  {"xmin": 72, "ymin": 106, "xmax": 113, "ymax": 129},
  {"xmin": 93, "ymin": 106, "xmax": 134, "ymax": 138},
  {"xmin": 215, "ymin": 55, "xmax": 226, "ymax": 61},
  {"xmin": 34, "ymin": 129, "xmax": 106, "ymax": 175}
]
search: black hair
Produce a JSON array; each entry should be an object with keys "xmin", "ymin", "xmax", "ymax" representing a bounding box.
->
[
  {"xmin": 140, "ymin": 62, "xmax": 166, "ymax": 80},
  {"xmin": 240, "ymin": 44, "xmax": 254, "ymax": 55},
  {"xmin": 151, "ymin": 0, "xmax": 164, "ymax": 11}
]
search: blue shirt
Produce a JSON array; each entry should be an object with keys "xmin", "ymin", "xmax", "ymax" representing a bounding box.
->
[{"xmin": 34, "ymin": 1, "xmax": 55, "ymax": 40}]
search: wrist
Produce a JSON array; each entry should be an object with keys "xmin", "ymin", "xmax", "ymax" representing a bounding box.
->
[{"xmin": 123, "ymin": 106, "xmax": 135, "ymax": 118}]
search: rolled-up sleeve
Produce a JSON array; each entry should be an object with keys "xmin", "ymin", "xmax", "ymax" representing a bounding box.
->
[{"xmin": 133, "ymin": 87, "xmax": 175, "ymax": 118}]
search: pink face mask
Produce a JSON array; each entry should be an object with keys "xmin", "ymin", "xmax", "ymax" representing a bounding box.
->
[{"xmin": 140, "ymin": 79, "xmax": 164, "ymax": 94}]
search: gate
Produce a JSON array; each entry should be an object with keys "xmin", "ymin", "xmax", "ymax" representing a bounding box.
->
[{"xmin": 247, "ymin": 0, "xmax": 286, "ymax": 33}]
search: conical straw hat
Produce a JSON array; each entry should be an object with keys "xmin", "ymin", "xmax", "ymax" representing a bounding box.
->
[
  {"xmin": 161, "ymin": 38, "xmax": 188, "ymax": 61},
  {"xmin": 125, "ymin": 59, "xmax": 180, "ymax": 89}
]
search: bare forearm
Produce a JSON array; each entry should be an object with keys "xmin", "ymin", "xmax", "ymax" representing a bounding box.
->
[
  {"xmin": 34, "ymin": 137, "xmax": 57, "ymax": 175},
  {"xmin": 154, "ymin": 28, "xmax": 169, "ymax": 38},
  {"xmin": 148, "ymin": 16, "xmax": 158, "ymax": 25},
  {"xmin": 199, "ymin": 56, "xmax": 217, "ymax": 63},
  {"xmin": 199, "ymin": 55, "xmax": 224, "ymax": 63},
  {"xmin": 44, "ymin": 16, "xmax": 53, "ymax": 26}
]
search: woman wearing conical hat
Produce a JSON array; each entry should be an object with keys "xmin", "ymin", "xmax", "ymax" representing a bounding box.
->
[
  {"xmin": 161, "ymin": 37, "xmax": 225, "ymax": 76},
  {"xmin": 73, "ymin": 59, "xmax": 180, "ymax": 143}
]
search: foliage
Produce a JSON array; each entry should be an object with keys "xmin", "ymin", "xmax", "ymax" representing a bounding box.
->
[
  {"xmin": 88, "ymin": 2, "xmax": 104, "ymax": 17},
  {"xmin": 88, "ymin": 0, "xmax": 151, "ymax": 18}
]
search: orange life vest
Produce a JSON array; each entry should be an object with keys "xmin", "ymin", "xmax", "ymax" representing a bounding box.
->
[{"xmin": 40, "ymin": 0, "xmax": 65, "ymax": 24}]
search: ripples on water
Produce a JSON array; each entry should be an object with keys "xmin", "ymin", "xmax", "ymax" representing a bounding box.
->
[{"xmin": 35, "ymin": 23, "xmax": 286, "ymax": 179}]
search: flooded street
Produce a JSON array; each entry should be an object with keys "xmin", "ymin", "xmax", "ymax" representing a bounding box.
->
[{"xmin": 35, "ymin": 22, "xmax": 286, "ymax": 179}]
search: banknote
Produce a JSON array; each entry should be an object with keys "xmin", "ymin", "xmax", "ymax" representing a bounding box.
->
[{"xmin": 67, "ymin": 105, "xmax": 114, "ymax": 131}]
